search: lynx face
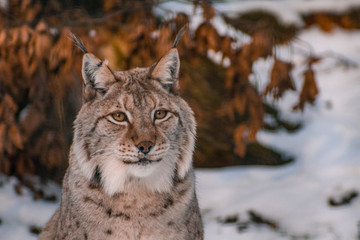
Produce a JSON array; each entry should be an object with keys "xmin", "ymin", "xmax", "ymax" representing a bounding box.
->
[{"xmin": 72, "ymin": 47, "xmax": 195, "ymax": 197}]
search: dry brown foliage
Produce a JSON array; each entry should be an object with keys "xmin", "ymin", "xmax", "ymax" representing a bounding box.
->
[
  {"xmin": 0, "ymin": 0, "xmax": 324, "ymax": 180},
  {"xmin": 264, "ymin": 58, "xmax": 295, "ymax": 99},
  {"xmin": 293, "ymin": 64, "xmax": 319, "ymax": 111},
  {"xmin": 302, "ymin": 8, "xmax": 360, "ymax": 31}
]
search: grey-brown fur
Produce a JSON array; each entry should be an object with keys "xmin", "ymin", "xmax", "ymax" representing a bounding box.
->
[{"xmin": 39, "ymin": 33, "xmax": 203, "ymax": 240}]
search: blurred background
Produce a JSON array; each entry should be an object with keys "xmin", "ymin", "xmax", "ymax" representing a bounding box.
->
[
  {"xmin": 0, "ymin": 0, "xmax": 360, "ymax": 239},
  {"xmin": 0, "ymin": 0, "xmax": 310, "ymax": 182}
]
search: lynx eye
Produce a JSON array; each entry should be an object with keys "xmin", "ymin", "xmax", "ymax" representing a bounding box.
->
[
  {"xmin": 111, "ymin": 112, "xmax": 127, "ymax": 122},
  {"xmin": 154, "ymin": 110, "xmax": 168, "ymax": 120}
]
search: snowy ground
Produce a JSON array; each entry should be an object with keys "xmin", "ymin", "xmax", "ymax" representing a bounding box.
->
[{"xmin": 1, "ymin": 1, "xmax": 360, "ymax": 240}]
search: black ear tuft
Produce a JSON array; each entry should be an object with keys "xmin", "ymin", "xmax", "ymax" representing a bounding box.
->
[
  {"xmin": 149, "ymin": 26, "xmax": 187, "ymax": 94},
  {"xmin": 69, "ymin": 32, "xmax": 88, "ymax": 53},
  {"xmin": 69, "ymin": 33, "xmax": 116, "ymax": 101},
  {"xmin": 172, "ymin": 25, "xmax": 187, "ymax": 48}
]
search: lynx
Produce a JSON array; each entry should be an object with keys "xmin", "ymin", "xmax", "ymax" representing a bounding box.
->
[{"xmin": 39, "ymin": 29, "xmax": 203, "ymax": 240}]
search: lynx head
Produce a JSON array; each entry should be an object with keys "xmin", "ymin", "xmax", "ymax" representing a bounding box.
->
[{"xmin": 71, "ymin": 30, "xmax": 196, "ymax": 196}]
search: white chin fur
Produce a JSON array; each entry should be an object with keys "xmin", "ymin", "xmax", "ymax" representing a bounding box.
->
[
  {"xmin": 73, "ymin": 138, "xmax": 176, "ymax": 196},
  {"xmin": 128, "ymin": 163, "xmax": 158, "ymax": 178},
  {"xmin": 101, "ymin": 157, "xmax": 128, "ymax": 196},
  {"xmin": 130, "ymin": 157, "xmax": 175, "ymax": 193},
  {"xmin": 100, "ymin": 158, "xmax": 175, "ymax": 196}
]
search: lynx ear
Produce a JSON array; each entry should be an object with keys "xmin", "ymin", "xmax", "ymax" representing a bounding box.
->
[
  {"xmin": 150, "ymin": 48, "xmax": 180, "ymax": 94},
  {"xmin": 150, "ymin": 26, "xmax": 187, "ymax": 94},
  {"xmin": 70, "ymin": 33, "xmax": 115, "ymax": 101},
  {"xmin": 81, "ymin": 53, "xmax": 116, "ymax": 101}
]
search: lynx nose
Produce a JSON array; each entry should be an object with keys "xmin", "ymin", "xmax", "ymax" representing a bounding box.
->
[{"xmin": 136, "ymin": 141, "xmax": 154, "ymax": 154}]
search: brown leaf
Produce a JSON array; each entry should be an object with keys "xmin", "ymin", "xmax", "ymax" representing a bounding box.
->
[
  {"xmin": 20, "ymin": 0, "xmax": 32, "ymax": 14},
  {"xmin": 35, "ymin": 32, "xmax": 52, "ymax": 59},
  {"xmin": 234, "ymin": 123, "xmax": 247, "ymax": 143},
  {"xmin": 0, "ymin": 29, "xmax": 7, "ymax": 46},
  {"xmin": 28, "ymin": 60, "xmax": 38, "ymax": 77},
  {"xmin": 250, "ymin": 31, "xmax": 274, "ymax": 61},
  {"xmin": 234, "ymin": 139, "xmax": 246, "ymax": 157},
  {"xmin": 19, "ymin": 48, "xmax": 31, "ymax": 78},
  {"xmin": 308, "ymin": 56, "xmax": 322, "ymax": 65},
  {"xmin": 264, "ymin": 58, "xmax": 295, "ymax": 98},
  {"xmin": 246, "ymin": 86, "xmax": 264, "ymax": 141},
  {"xmin": 20, "ymin": 25, "xmax": 32, "ymax": 45},
  {"xmin": 247, "ymin": 127, "xmax": 258, "ymax": 142},
  {"xmin": 8, "ymin": 28, "xmax": 20, "ymax": 46},
  {"xmin": 3, "ymin": 94, "xmax": 18, "ymax": 119},
  {"xmin": 236, "ymin": 47, "xmax": 252, "ymax": 77},
  {"xmin": 314, "ymin": 13, "xmax": 335, "ymax": 32},
  {"xmin": 304, "ymin": 68, "xmax": 319, "ymax": 103},
  {"xmin": 9, "ymin": 124, "xmax": 23, "ymax": 150},
  {"xmin": 202, "ymin": 2, "xmax": 215, "ymax": 20},
  {"xmin": 293, "ymin": 67, "xmax": 319, "ymax": 111},
  {"xmin": 25, "ymin": 2, "xmax": 42, "ymax": 22},
  {"xmin": 195, "ymin": 23, "xmax": 220, "ymax": 53},
  {"xmin": 207, "ymin": 25, "xmax": 220, "ymax": 52},
  {"xmin": 221, "ymin": 36, "xmax": 233, "ymax": 59},
  {"xmin": 248, "ymin": 105, "xmax": 262, "ymax": 142},
  {"xmin": 48, "ymin": 28, "xmax": 73, "ymax": 72},
  {"xmin": 340, "ymin": 15, "xmax": 356, "ymax": 29},
  {"xmin": 174, "ymin": 13, "xmax": 190, "ymax": 28},
  {"xmin": 234, "ymin": 92, "xmax": 247, "ymax": 115},
  {"xmin": 35, "ymin": 21, "xmax": 48, "ymax": 33},
  {"xmin": 5, "ymin": 138, "xmax": 16, "ymax": 156}
]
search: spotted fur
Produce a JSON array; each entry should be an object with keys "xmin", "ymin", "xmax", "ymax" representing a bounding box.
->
[{"xmin": 39, "ymin": 32, "xmax": 203, "ymax": 240}]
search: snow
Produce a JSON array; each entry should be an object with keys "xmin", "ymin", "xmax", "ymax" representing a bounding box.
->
[
  {"xmin": 157, "ymin": 0, "xmax": 360, "ymax": 27},
  {"xmin": 198, "ymin": 24, "xmax": 360, "ymax": 240},
  {"xmin": 0, "ymin": 177, "xmax": 60, "ymax": 240},
  {"xmin": 214, "ymin": 0, "xmax": 360, "ymax": 26},
  {"xmin": 1, "ymin": 1, "xmax": 360, "ymax": 240}
]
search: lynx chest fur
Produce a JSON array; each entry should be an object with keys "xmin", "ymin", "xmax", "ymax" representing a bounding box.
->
[{"xmin": 39, "ymin": 32, "xmax": 203, "ymax": 240}]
